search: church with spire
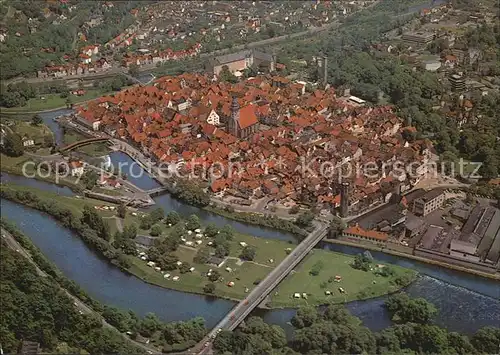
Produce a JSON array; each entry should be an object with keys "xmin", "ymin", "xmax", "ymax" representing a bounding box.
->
[{"xmin": 227, "ymin": 96, "xmax": 259, "ymax": 139}]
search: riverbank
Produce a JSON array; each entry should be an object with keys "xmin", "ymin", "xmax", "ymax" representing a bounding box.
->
[
  {"xmin": 0, "ymin": 220, "xmax": 162, "ymax": 354},
  {"xmin": 203, "ymin": 205, "xmax": 307, "ymax": 237},
  {"xmin": 0, "ymin": 182, "xmax": 416, "ymax": 308},
  {"xmin": 0, "ymin": 154, "xmax": 83, "ymax": 193},
  {"xmin": 0, "ymin": 90, "xmax": 109, "ymax": 114},
  {"xmin": 3, "ymin": 196, "xmax": 499, "ymax": 336},
  {"xmin": 324, "ymin": 238, "xmax": 500, "ymax": 282}
]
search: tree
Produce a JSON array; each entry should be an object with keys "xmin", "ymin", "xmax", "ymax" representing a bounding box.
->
[
  {"xmin": 139, "ymin": 215, "xmax": 153, "ymax": 230},
  {"xmin": 102, "ymin": 306, "xmax": 133, "ymax": 332},
  {"xmin": 471, "ymin": 327, "xmax": 500, "ymax": 354},
  {"xmin": 137, "ymin": 313, "xmax": 162, "ymax": 337},
  {"xmin": 413, "ymin": 324, "xmax": 449, "ymax": 354},
  {"xmin": 218, "ymin": 65, "xmax": 238, "ymax": 83},
  {"xmin": 447, "ymin": 332, "xmax": 475, "ymax": 355},
  {"xmin": 31, "ymin": 114, "xmax": 43, "ymax": 126},
  {"xmin": 81, "ymin": 170, "xmax": 98, "ymax": 190},
  {"xmin": 203, "ymin": 283, "xmax": 216, "ymax": 294},
  {"xmin": 239, "ymin": 246, "xmax": 256, "ymax": 261},
  {"xmin": 213, "ymin": 331, "xmax": 233, "ymax": 353},
  {"xmin": 2, "ymin": 132, "xmax": 24, "ymax": 157},
  {"xmin": 65, "ymin": 96, "xmax": 73, "ymax": 108},
  {"xmin": 156, "ymin": 253, "xmax": 179, "ymax": 271},
  {"xmin": 309, "ymin": 260, "xmax": 324, "ymax": 276},
  {"xmin": 208, "ymin": 270, "xmax": 220, "ymax": 282},
  {"xmin": 386, "ymin": 293, "xmax": 437, "ymax": 324},
  {"xmin": 352, "ymin": 254, "xmax": 371, "ymax": 271},
  {"xmin": 0, "ymin": 240, "xmax": 144, "ymax": 354},
  {"xmin": 219, "ymin": 225, "xmax": 234, "ymax": 240},
  {"xmin": 204, "ymin": 223, "xmax": 219, "ymax": 238},
  {"xmin": 128, "ymin": 63, "xmax": 139, "ymax": 77},
  {"xmin": 214, "ymin": 244, "xmax": 229, "ymax": 258},
  {"xmin": 179, "ymin": 262, "xmax": 191, "ymax": 274},
  {"xmin": 193, "ymin": 247, "xmax": 210, "ymax": 264},
  {"xmin": 376, "ymin": 265, "xmax": 395, "ymax": 277},
  {"xmin": 291, "ymin": 306, "xmax": 318, "ymax": 329},
  {"xmin": 43, "ymin": 134, "xmax": 54, "ymax": 148},
  {"xmin": 150, "ymin": 207, "xmax": 164, "ymax": 224},
  {"xmin": 289, "ymin": 205, "xmax": 300, "ymax": 214},
  {"xmin": 81, "ymin": 205, "xmax": 110, "ymax": 240},
  {"xmin": 165, "ymin": 211, "xmax": 181, "ymax": 225},
  {"xmin": 117, "ymin": 204, "xmax": 127, "ymax": 218},
  {"xmin": 376, "ymin": 328, "xmax": 402, "ymax": 354},
  {"xmin": 171, "ymin": 180, "xmax": 210, "ymax": 206},
  {"xmin": 186, "ymin": 214, "xmax": 200, "ymax": 230},
  {"xmin": 295, "ymin": 210, "xmax": 315, "ymax": 227},
  {"xmin": 150, "ymin": 224, "xmax": 162, "ymax": 236}
]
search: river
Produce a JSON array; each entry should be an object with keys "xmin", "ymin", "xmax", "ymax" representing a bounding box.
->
[
  {"xmin": 108, "ymin": 151, "xmax": 297, "ymax": 242},
  {"xmin": 38, "ymin": 108, "xmax": 74, "ymax": 146},
  {"xmin": 1, "ymin": 173, "xmax": 499, "ymax": 335},
  {"xmin": 2, "ymin": 108, "xmax": 499, "ymax": 336}
]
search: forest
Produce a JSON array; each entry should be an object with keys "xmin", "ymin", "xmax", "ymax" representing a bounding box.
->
[
  {"xmin": 0, "ymin": 218, "xmax": 207, "ymax": 353},
  {"xmin": 0, "ymin": 238, "xmax": 143, "ymax": 354},
  {"xmin": 0, "ymin": 0, "xmax": 147, "ymax": 79},
  {"xmin": 214, "ymin": 295, "xmax": 500, "ymax": 355}
]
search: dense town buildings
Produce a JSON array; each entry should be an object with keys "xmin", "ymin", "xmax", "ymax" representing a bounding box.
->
[{"xmin": 74, "ymin": 73, "xmax": 434, "ymax": 215}]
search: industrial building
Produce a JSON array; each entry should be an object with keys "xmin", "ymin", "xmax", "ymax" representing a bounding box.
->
[
  {"xmin": 206, "ymin": 49, "xmax": 275, "ymax": 76},
  {"xmin": 412, "ymin": 189, "xmax": 445, "ymax": 216},
  {"xmin": 402, "ymin": 31, "xmax": 435, "ymax": 45},
  {"xmin": 449, "ymin": 206, "xmax": 500, "ymax": 265},
  {"xmin": 449, "ymin": 73, "xmax": 467, "ymax": 92}
]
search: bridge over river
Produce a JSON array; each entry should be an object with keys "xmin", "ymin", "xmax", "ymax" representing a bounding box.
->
[{"xmin": 192, "ymin": 221, "xmax": 330, "ymax": 354}]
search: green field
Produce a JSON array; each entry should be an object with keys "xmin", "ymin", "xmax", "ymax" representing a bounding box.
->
[
  {"xmin": 0, "ymin": 154, "xmax": 30, "ymax": 174},
  {"xmin": 128, "ymin": 244, "xmax": 276, "ymax": 301},
  {"xmin": 0, "ymin": 183, "xmax": 115, "ymax": 218},
  {"xmin": 0, "ymin": 153, "xmax": 84, "ymax": 189},
  {"xmin": 63, "ymin": 130, "xmax": 111, "ymax": 156},
  {"xmin": 271, "ymin": 249, "xmax": 417, "ymax": 307},
  {"xmin": 0, "ymin": 90, "xmax": 106, "ymax": 113},
  {"xmin": 11, "ymin": 121, "xmax": 53, "ymax": 142},
  {"xmin": 0, "ymin": 183, "xmax": 417, "ymax": 307}
]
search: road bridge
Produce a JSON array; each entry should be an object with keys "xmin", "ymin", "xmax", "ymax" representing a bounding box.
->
[{"xmin": 193, "ymin": 221, "xmax": 330, "ymax": 354}]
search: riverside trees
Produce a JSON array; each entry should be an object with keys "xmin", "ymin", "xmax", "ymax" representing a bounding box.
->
[{"xmin": 214, "ymin": 294, "xmax": 500, "ymax": 355}]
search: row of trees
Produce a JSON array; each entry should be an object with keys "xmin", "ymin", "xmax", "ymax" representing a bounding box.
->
[
  {"xmin": 0, "ymin": 188, "xmax": 129, "ymax": 268},
  {"xmin": 0, "ymin": 239, "xmax": 143, "ymax": 354},
  {"xmin": 214, "ymin": 294, "xmax": 500, "ymax": 355},
  {"xmin": 170, "ymin": 179, "xmax": 210, "ymax": 207},
  {"xmin": 1, "ymin": 213, "xmax": 207, "ymax": 353}
]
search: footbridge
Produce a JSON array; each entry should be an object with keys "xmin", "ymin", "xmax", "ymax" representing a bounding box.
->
[
  {"xmin": 146, "ymin": 186, "xmax": 170, "ymax": 197},
  {"xmin": 193, "ymin": 221, "xmax": 330, "ymax": 354},
  {"xmin": 60, "ymin": 138, "xmax": 111, "ymax": 152}
]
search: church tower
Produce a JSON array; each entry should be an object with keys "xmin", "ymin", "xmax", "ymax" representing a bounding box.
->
[
  {"xmin": 340, "ymin": 182, "xmax": 349, "ymax": 218},
  {"xmin": 228, "ymin": 96, "xmax": 240, "ymax": 137}
]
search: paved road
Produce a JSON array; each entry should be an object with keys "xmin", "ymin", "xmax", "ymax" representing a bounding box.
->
[
  {"xmin": 192, "ymin": 221, "xmax": 329, "ymax": 354},
  {"xmin": 1, "ymin": 227, "xmax": 159, "ymax": 354}
]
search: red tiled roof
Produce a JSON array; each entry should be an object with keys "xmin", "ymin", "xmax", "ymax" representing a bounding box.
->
[
  {"xmin": 344, "ymin": 225, "xmax": 388, "ymax": 241},
  {"xmin": 238, "ymin": 105, "xmax": 258, "ymax": 129}
]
